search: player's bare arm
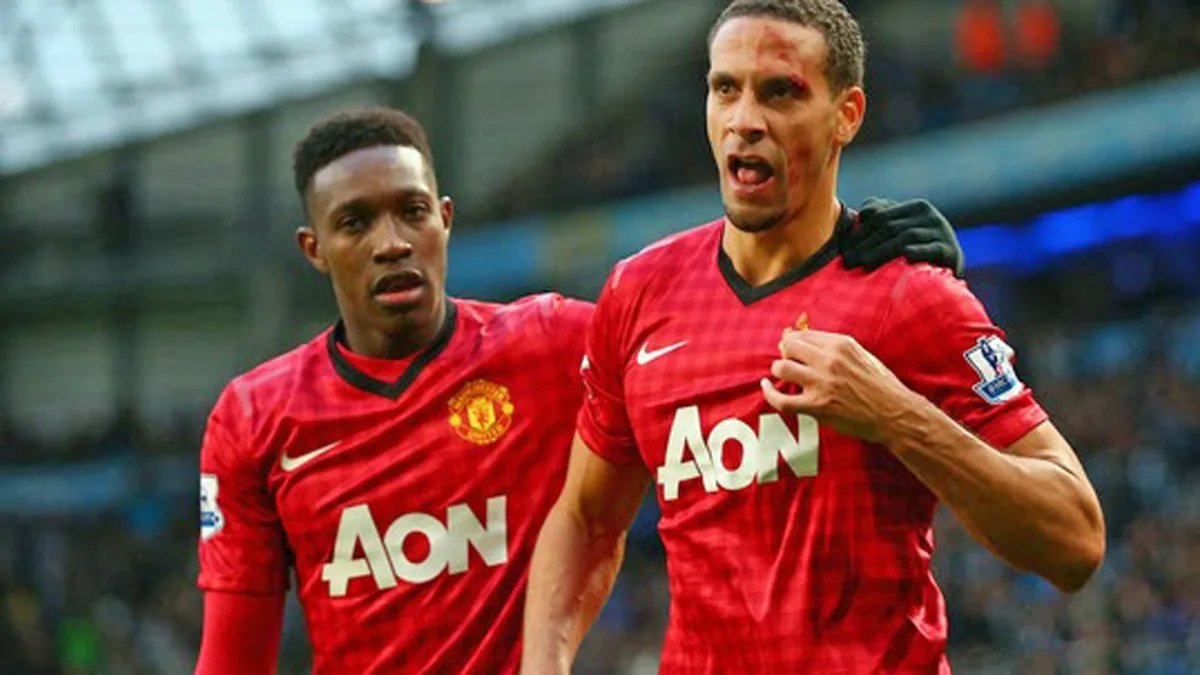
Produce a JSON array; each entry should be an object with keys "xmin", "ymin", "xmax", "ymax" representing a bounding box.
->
[
  {"xmin": 761, "ymin": 329, "xmax": 1105, "ymax": 593},
  {"xmin": 521, "ymin": 433, "xmax": 651, "ymax": 675}
]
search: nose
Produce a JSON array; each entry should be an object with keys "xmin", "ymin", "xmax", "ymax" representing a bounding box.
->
[
  {"xmin": 371, "ymin": 215, "xmax": 414, "ymax": 264},
  {"xmin": 727, "ymin": 92, "xmax": 766, "ymax": 145}
]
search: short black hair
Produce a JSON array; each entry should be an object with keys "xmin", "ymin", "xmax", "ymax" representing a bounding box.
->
[
  {"xmin": 709, "ymin": 0, "xmax": 866, "ymax": 93},
  {"xmin": 292, "ymin": 106, "xmax": 436, "ymax": 202}
]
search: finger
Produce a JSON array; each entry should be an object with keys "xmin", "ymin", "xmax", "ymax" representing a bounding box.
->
[
  {"xmin": 902, "ymin": 242, "xmax": 964, "ymax": 277},
  {"xmin": 849, "ymin": 213, "xmax": 941, "ymax": 256},
  {"xmin": 841, "ymin": 218, "xmax": 904, "ymax": 262},
  {"xmin": 854, "ymin": 197, "xmax": 896, "ymax": 222},
  {"xmin": 885, "ymin": 242, "xmax": 955, "ymax": 267},
  {"xmin": 779, "ymin": 330, "xmax": 852, "ymax": 365},
  {"xmin": 852, "ymin": 228, "xmax": 940, "ymax": 270},
  {"xmin": 847, "ymin": 208, "xmax": 898, "ymax": 238},
  {"xmin": 787, "ymin": 328, "xmax": 845, "ymax": 344},
  {"xmin": 779, "ymin": 331, "xmax": 830, "ymax": 363},
  {"xmin": 888, "ymin": 199, "xmax": 936, "ymax": 219},
  {"xmin": 859, "ymin": 196, "xmax": 896, "ymax": 209},
  {"xmin": 760, "ymin": 377, "xmax": 811, "ymax": 415},
  {"xmin": 859, "ymin": 199, "xmax": 928, "ymax": 226},
  {"xmin": 770, "ymin": 358, "xmax": 815, "ymax": 387},
  {"xmin": 842, "ymin": 204, "xmax": 910, "ymax": 264},
  {"xmin": 854, "ymin": 223, "xmax": 936, "ymax": 263},
  {"xmin": 853, "ymin": 199, "xmax": 938, "ymax": 246}
]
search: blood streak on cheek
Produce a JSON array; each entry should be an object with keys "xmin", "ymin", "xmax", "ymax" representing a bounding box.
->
[{"xmin": 786, "ymin": 163, "xmax": 805, "ymax": 187}]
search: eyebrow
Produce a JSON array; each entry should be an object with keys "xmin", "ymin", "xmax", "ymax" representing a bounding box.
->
[
  {"xmin": 708, "ymin": 71, "xmax": 806, "ymax": 91},
  {"xmin": 326, "ymin": 197, "xmax": 369, "ymax": 217},
  {"xmin": 328, "ymin": 187, "xmax": 433, "ymax": 212},
  {"xmin": 768, "ymin": 74, "xmax": 808, "ymax": 91}
]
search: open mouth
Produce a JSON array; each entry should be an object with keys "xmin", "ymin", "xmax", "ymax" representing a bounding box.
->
[
  {"xmin": 728, "ymin": 155, "xmax": 776, "ymax": 187},
  {"xmin": 372, "ymin": 270, "xmax": 425, "ymax": 306}
]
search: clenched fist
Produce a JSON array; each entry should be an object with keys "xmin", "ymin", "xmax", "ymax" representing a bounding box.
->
[{"xmin": 760, "ymin": 329, "xmax": 920, "ymax": 445}]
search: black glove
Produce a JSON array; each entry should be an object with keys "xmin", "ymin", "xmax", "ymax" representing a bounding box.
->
[{"xmin": 840, "ymin": 198, "xmax": 965, "ymax": 278}]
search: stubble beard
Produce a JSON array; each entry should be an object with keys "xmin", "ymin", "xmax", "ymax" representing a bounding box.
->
[{"xmin": 724, "ymin": 207, "xmax": 786, "ymax": 233}]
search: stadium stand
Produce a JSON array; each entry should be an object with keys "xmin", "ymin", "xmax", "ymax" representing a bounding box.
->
[{"xmin": 475, "ymin": 0, "xmax": 1200, "ymax": 222}]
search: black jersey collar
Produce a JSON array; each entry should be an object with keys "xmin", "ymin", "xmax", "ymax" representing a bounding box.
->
[
  {"xmin": 717, "ymin": 206, "xmax": 852, "ymax": 306},
  {"xmin": 326, "ymin": 299, "xmax": 458, "ymax": 400}
]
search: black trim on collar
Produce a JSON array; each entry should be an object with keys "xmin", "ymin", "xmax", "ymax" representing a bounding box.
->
[
  {"xmin": 326, "ymin": 300, "xmax": 458, "ymax": 400},
  {"xmin": 718, "ymin": 206, "xmax": 854, "ymax": 306}
]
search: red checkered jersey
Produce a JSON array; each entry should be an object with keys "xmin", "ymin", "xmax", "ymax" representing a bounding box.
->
[
  {"xmin": 577, "ymin": 210, "xmax": 1048, "ymax": 674},
  {"xmin": 197, "ymin": 294, "xmax": 591, "ymax": 675}
]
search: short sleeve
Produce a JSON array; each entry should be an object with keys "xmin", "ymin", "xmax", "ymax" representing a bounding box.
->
[
  {"xmin": 576, "ymin": 264, "xmax": 642, "ymax": 465},
  {"xmin": 875, "ymin": 265, "xmax": 1048, "ymax": 450},
  {"xmin": 197, "ymin": 385, "xmax": 290, "ymax": 595},
  {"xmin": 538, "ymin": 294, "xmax": 595, "ymax": 390}
]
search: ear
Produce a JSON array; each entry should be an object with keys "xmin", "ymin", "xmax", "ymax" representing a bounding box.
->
[
  {"xmin": 296, "ymin": 225, "xmax": 329, "ymax": 274},
  {"xmin": 439, "ymin": 196, "xmax": 454, "ymax": 238},
  {"xmin": 834, "ymin": 86, "xmax": 866, "ymax": 147}
]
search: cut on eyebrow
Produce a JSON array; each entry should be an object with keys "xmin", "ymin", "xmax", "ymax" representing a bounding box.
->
[
  {"xmin": 783, "ymin": 75, "xmax": 809, "ymax": 91},
  {"xmin": 758, "ymin": 74, "xmax": 809, "ymax": 96}
]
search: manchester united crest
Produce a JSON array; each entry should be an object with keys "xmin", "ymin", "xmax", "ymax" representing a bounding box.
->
[{"xmin": 448, "ymin": 380, "xmax": 514, "ymax": 445}]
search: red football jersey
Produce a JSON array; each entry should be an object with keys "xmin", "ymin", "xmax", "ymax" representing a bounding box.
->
[
  {"xmin": 578, "ymin": 210, "xmax": 1048, "ymax": 674},
  {"xmin": 198, "ymin": 294, "xmax": 591, "ymax": 674}
]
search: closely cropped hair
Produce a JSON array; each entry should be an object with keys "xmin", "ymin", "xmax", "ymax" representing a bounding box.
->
[
  {"xmin": 709, "ymin": 0, "xmax": 866, "ymax": 93},
  {"xmin": 292, "ymin": 106, "xmax": 436, "ymax": 200}
]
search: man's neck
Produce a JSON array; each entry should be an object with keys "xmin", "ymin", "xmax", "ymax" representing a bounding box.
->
[
  {"xmin": 341, "ymin": 299, "xmax": 446, "ymax": 360},
  {"xmin": 722, "ymin": 193, "xmax": 842, "ymax": 288}
]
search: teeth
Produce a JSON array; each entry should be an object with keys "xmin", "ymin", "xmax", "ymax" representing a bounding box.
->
[
  {"xmin": 377, "ymin": 275, "xmax": 420, "ymax": 293},
  {"xmin": 732, "ymin": 158, "xmax": 770, "ymax": 171}
]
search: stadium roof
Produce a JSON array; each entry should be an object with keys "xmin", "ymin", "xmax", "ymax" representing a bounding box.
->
[{"xmin": 0, "ymin": 0, "xmax": 645, "ymax": 175}]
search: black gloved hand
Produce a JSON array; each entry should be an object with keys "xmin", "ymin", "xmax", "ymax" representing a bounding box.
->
[{"xmin": 840, "ymin": 198, "xmax": 965, "ymax": 278}]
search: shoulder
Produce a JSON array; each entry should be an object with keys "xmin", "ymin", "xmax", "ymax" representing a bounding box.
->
[
  {"xmin": 607, "ymin": 219, "xmax": 722, "ymax": 297},
  {"xmin": 507, "ymin": 294, "xmax": 593, "ymax": 345},
  {"xmin": 839, "ymin": 260, "xmax": 977, "ymax": 325},
  {"xmin": 214, "ymin": 331, "xmax": 330, "ymax": 430},
  {"xmin": 866, "ymin": 260, "xmax": 1009, "ymax": 371},
  {"xmin": 454, "ymin": 295, "xmax": 593, "ymax": 361},
  {"xmin": 455, "ymin": 294, "xmax": 591, "ymax": 331},
  {"xmin": 827, "ymin": 260, "xmax": 989, "ymax": 357},
  {"xmin": 501, "ymin": 293, "xmax": 593, "ymax": 325},
  {"xmin": 879, "ymin": 260, "xmax": 984, "ymax": 322}
]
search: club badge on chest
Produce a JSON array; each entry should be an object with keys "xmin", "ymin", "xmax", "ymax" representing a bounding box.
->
[{"xmin": 448, "ymin": 379, "xmax": 515, "ymax": 445}]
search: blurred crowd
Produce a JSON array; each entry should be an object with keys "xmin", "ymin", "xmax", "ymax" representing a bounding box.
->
[
  {"xmin": 476, "ymin": 0, "xmax": 1200, "ymax": 223},
  {"xmin": 867, "ymin": 0, "xmax": 1200, "ymax": 143},
  {"xmin": 0, "ymin": 407, "xmax": 200, "ymax": 466},
  {"xmin": 1, "ymin": 293, "xmax": 1198, "ymax": 673},
  {"xmin": 0, "ymin": 517, "xmax": 201, "ymax": 675}
]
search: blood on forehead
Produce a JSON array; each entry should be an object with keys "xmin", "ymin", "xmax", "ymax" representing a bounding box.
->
[{"xmin": 710, "ymin": 17, "xmax": 828, "ymax": 91}]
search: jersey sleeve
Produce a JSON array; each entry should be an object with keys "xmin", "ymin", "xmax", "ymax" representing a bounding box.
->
[
  {"xmin": 197, "ymin": 384, "xmax": 290, "ymax": 595},
  {"xmin": 538, "ymin": 294, "xmax": 595, "ymax": 391},
  {"xmin": 576, "ymin": 263, "xmax": 642, "ymax": 465},
  {"xmin": 195, "ymin": 591, "xmax": 285, "ymax": 675},
  {"xmin": 874, "ymin": 265, "xmax": 1048, "ymax": 450}
]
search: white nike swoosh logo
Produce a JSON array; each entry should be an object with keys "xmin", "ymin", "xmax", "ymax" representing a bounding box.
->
[
  {"xmin": 636, "ymin": 340, "xmax": 689, "ymax": 366},
  {"xmin": 280, "ymin": 441, "xmax": 340, "ymax": 473}
]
